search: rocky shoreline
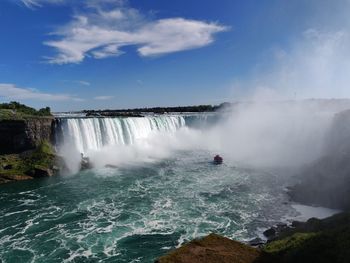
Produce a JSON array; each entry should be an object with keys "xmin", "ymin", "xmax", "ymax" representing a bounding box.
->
[
  {"xmin": 0, "ymin": 141, "xmax": 65, "ymax": 184},
  {"xmin": 156, "ymin": 211, "xmax": 350, "ymax": 263}
]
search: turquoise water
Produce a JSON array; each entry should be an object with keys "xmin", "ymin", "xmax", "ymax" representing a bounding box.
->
[{"xmin": 0, "ymin": 150, "xmax": 296, "ymax": 263}]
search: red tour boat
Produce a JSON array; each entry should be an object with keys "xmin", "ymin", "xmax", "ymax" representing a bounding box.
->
[{"xmin": 213, "ymin": 155, "xmax": 223, "ymax": 164}]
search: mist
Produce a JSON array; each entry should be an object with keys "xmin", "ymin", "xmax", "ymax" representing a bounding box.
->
[
  {"xmin": 231, "ymin": 1, "xmax": 350, "ymax": 100},
  {"xmin": 208, "ymin": 101, "xmax": 334, "ymax": 167},
  {"xmin": 58, "ymin": 99, "xmax": 338, "ymax": 174},
  {"xmin": 59, "ymin": 0, "xmax": 350, "ymax": 173}
]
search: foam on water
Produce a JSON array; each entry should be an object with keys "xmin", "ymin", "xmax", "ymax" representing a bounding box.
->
[
  {"xmin": 0, "ymin": 149, "xmax": 304, "ymax": 262},
  {"xmin": 0, "ymin": 110, "xmax": 337, "ymax": 262}
]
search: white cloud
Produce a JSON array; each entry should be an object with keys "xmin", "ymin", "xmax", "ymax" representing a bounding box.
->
[
  {"xmin": 21, "ymin": 0, "xmax": 64, "ymax": 8},
  {"xmin": 44, "ymin": 5, "xmax": 227, "ymax": 64},
  {"xmin": 94, "ymin": 96, "xmax": 114, "ymax": 100},
  {"xmin": 21, "ymin": 0, "xmax": 124, "ymax": 7},
  {"xmin": 76, "ymin": 80, "xmax": 90, "ymax": 86},
  {"xmin": 0, "ymin": 83, "xmax": 81, "ymax": 101},
  {"xmin": 62, "ymin": 80, "xmax": 91, "ymax": 86},
  {"xmin": 136, "ymin": 18, "xmax": 226, "ymax": 57}
]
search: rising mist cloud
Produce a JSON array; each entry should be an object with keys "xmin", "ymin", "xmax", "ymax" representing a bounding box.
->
[{"xmin": 232, "ymin": 0, "xmax": 350, "ymax": 100}]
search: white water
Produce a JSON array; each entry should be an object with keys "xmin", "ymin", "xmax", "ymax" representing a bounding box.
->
[
  {"xmin": 56, "ymin": 105, "xmax": 335, "ymax": 172},
  {"xmin": 58, "ymin": 116, "xmax": 186, "ymax": 154}
]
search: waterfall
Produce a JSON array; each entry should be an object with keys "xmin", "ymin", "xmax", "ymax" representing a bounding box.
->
[{"xmin": 56, "ymin": 115, "xmax": 186, "ymax": 154}]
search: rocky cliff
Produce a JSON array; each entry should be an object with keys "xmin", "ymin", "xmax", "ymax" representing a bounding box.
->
[
  {"xmin": 0, "ymin": 116, "xmax": 65, "ymax": 184},
  {"xmin": 0, "ymin": 117, "xmax": 54, "ymax": 154}
]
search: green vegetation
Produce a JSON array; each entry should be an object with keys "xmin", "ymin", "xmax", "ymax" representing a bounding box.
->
[
  {"xmin": 0, "ymin": 140, "xmax": 56, "ymax": 183},
  {"xmin": 25, "ymin": 140, "xmax": 55, "ymax": 170},
  {"xmin": 262, "ymin": 229, "xmax": 350, "ymax": 262},
  {"xmin": 0, "ymin": 101, "xmax": 51, "ymax": 120},
  {"xmin": 264, "ymin": 232, "xmax": 318, "ymax": 253},
  {"xmin": 157, "ymin": 213, "xmax": 350, "ymax": 263},
  {"xmin": 83, "ymin": 102, "xmax": 232, "ymax": 116},
  {"xmin": 262, "ymin": 213, "xmax": 350, "ymax": 263}
]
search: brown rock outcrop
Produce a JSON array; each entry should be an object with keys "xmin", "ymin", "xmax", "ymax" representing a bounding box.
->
[{"xmin": 156, "ymin": 233, "xmax": 270, "ymax": 263}]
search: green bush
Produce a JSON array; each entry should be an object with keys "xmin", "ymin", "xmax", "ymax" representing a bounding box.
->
[
  {"xmin": 25, "ymin": 141, "xmax": 55, "ymax": 168},
  {"xmin": 0, "ymin": 101, "xmax": 51, "ymax": 117}
]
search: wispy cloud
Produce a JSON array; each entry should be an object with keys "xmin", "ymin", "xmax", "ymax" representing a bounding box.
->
[
  {"xmin": 21, "ymin": 0, "xmax": 123, "ymax": 9},
  {"xmin": 42, "ymin": 2, "xmax": 228, "ymax": 64},
  {"xmin": 62, "ymin": 80, "xmax": 91, "ymax": 86},
  {"xmin": 94, "ymin": 95, "xmax": 114, "ymax": 100},
  {"xmin": 21, "ymin": 0, "xmax": 64, "ymax": 8},
  {"xmin": 0, "ymin": 83, "xmax": 82, "ymax": 101},
  {"xmin": 76, "ymin": 80, "xmax": 90, "ymax": 86}
]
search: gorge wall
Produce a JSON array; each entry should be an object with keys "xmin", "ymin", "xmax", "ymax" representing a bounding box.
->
[
  {"xmin": 289, "ymin": 109, "xmax": 350, "ymax": 210},
  {"xmin": 0, "ymin": 117, "xmax": 54, "ymax": 154}
]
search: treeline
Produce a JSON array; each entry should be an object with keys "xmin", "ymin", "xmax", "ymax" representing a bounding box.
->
[
  {"xmin": 83, "ymin": 102, "xmax": 231, "ymax": 116},
  {"xmin": 0, "ymin": 101, "xmax": 51, "ymax": 116}
]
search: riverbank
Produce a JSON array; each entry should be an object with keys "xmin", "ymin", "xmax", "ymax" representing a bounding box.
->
[{"xmin": 0, "ymin": 141, "xmax": 62, "ymax": 184}]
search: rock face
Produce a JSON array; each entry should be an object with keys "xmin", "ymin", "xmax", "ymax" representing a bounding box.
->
[
  {"xmin": 0, "ymin": 118, "xmax": 54, "ymax": 154},
  {"xmin": 289, "ymin": 109, "xmax": 350, "ymax": 210}
]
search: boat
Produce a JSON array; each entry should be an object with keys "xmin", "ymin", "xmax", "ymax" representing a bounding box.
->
[{"xmin": 213, "ymin": 155, "xmax": 223, "ymax": 165}]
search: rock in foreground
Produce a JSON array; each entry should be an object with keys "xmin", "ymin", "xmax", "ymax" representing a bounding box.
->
[
  {"xmin": 156, "ymin": 233, "xmax": 269, "ymax": 263},
  {"xmin": 157, "ymin": 212, "xmax": 350, "ymax": 263}
]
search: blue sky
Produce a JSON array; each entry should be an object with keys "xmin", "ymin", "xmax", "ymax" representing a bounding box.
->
[{"xmin": 0, "ymin": 0, "xmax": 350, "ymax": 111}]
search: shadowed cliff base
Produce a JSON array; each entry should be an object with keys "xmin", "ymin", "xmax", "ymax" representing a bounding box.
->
[{"xmin": 0, "ymin": 101, "xmax": 54, "ymax": 154}]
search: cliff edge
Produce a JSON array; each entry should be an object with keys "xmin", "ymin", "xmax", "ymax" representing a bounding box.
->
[{"xmin": 0, "ymin": 102, "xmax": 63, "ymax": 184}]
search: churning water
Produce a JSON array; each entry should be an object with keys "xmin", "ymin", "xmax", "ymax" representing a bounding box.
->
[{"xmin": 0, "ymin": 113, "xmax": 334, "ymax": 262}]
